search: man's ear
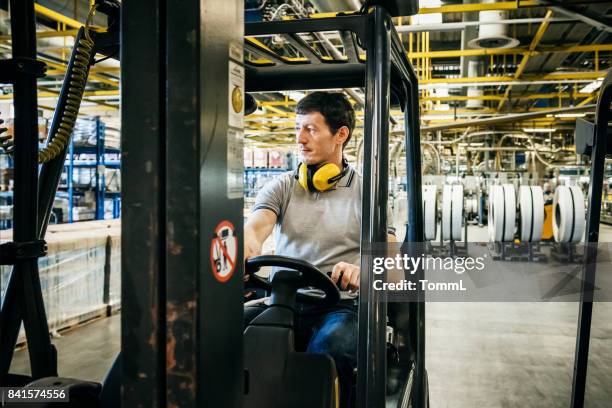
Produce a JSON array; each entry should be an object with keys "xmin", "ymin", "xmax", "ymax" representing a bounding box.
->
[{"xmin": 335, "ymin": 126, "xmax": 350, "ymax": 146}]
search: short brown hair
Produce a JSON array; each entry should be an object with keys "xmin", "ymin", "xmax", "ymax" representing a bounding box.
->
[{"xmin": 296, "ymin": 91, "xmax": 356, "ymax": 148}]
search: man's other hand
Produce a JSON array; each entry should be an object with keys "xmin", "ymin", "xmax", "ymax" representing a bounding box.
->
[{"xmin": 331, "ymin": 262, "xmax": 360, "ymax": 291}]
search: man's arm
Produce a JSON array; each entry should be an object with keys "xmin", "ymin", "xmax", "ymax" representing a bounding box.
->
[{"xmin": 244, "ymin": 208, "xmax": 277, "ymax": 262}]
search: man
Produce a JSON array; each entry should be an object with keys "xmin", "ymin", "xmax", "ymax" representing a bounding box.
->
[{"xmin": 244, "ymin": 91, "xmax": 395, "ymax": 407}]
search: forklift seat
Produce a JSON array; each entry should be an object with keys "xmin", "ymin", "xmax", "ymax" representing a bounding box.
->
[{"xmin": 243, "ymin": 305, "xmax": 339, "ymax": 408}]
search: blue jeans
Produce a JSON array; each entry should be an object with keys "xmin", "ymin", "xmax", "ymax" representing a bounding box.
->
[{"xmin": 244, "ymin": 302, "xmax": 358, "ymax": 407}]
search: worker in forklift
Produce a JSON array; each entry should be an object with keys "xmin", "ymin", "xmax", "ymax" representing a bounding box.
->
[{"xmin": 244, "ymin": 91, "xmax": 395, "ymax": 406}]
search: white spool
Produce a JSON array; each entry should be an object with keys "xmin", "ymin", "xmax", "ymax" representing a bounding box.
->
[
  {"xmin": 488, "ymin": 185, "xmax": 501, "ymax": 241},
  {"xmin": 488, "ymin": 184, "xmax": 516, "ymax": 242},
  {"xmin": 553, "ymin": 185, "xmax": 586, "ymax": 243},
  {"xmin": 422, "ymin": 185, "xmax": 438, "ymax": 241},
  {"xmin": 518, "ymin": 186, "xmax": 544, "ymax": 242},
  {"xmin": 465, "ymin": 197, "xmax": 478, "ymax": 215},
  {"xmin": 442, "ymin": 184, "xmax": 463, "ymax": 241}
]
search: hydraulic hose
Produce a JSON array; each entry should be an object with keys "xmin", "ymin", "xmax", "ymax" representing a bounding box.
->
[{"xmin": 37, "ymin": 5, "xmax": 97, "ymax": 163}]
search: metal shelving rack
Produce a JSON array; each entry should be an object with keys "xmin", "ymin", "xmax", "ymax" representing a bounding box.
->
[
  {"xmin": 244, "ymin": 167, "xmax": 286, "ymax": 198},
  {"xmin": 0, "ymin": 152, "xmax": 13, "ymax": 229},
  {"xmin": 59, "ymin": 117, "xmax": 121, "ymax": 223}
]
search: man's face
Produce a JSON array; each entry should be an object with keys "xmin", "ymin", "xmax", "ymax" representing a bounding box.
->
[{"xmin": 295, "ymin": 111, "xmax": 341, "ymax": 165}]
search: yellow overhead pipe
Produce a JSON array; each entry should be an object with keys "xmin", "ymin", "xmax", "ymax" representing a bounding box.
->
[
  {"xmin": 247, "ymin": 44, "xmax": 611, "ymax": 66},
  {"xmin": 577, "ymin": 95, "xmax": 597, "ymax": 106},
  {"xmin": 418, "ymin": 0, "xmax": 540, "ymax": 14},
  {"xmin": 245, "ymin": 37, "xmax": 347, "ymax": 64},
  {"xmin": 422, "ymin": 71, "xmax": 605, "ymax": 84},
  {"xmin": 516, "ymin": 92, "xmax": 592, "ymax": 101},
  {"xmin": 421, "ymin": 92, "xmax": 592, "ymax": 102},
  {"xmin": 426, "ymin": 95, "xmax": 504, "ymax": 102},
  {"xmin": 407, "ymin": 43, "xmax": 612, "ymax": 59},
  {"xmin": 249, "ymin": 42, "xmax": 612, "ymax": 65},
  {"xmin": 0, "ymin": 29, "xmax": 79, "ymax": 42},
  {"xmin": 246, "ymin": 113, "xmax": 295, "ymax": 119},
  {"xmin": 36, "ymin": 86, "xmax": 118, "ymax": 110},
  {"xmin": 259, "ymin": 91, "xmax": 596, "ymax": 108},
  {"xmin": 422, "ymin": 108, "xmax": 496, "ymax": 114},
  {"xmin": 422, "ymin": 93, "xmax": 594, "ymax": 102},
  {"xmin": 40, "ymin": 57, "xmax": 119, "ymax": 87},
  {"xmin": 34, "ymin": 4, "xmax": 83, "ymax": 29},
  {"xmin": 261, "ymin": 104, "xmax": 291, "ymax": 115},
  {"xmin": 498, "ymin": 10, "xmax": 554, "ymax": 110},
  {"xmin": 309, "ymin": 1, "xmax": 541, "ymax": 18},
  {"xmin": 261, "ymin": 101, "xmax": 297, "ymax": 107},
  {"xmin": 46, "ymin": 66, "xmax": 120, "ymax": 76},
  {"xmin": 0, "ymin": 89, "xmax": 121, "ymax": 100}
]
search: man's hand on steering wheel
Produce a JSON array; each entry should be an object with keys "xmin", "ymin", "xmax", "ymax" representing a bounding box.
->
[
  {"xmin": 330, "ymin": 262, "xmax": 359, "ymax": 291},
  {"xmin": 246, "ymin": 255, "xmax": 340, "ymax": 306}
]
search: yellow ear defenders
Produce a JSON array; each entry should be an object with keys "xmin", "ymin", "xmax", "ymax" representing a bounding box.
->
[{"xmin": 295, "ymin": 158, "xmax": 349, "ymax": 192}]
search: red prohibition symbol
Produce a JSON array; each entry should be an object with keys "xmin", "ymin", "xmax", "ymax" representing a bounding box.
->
[{"xmin": 210, "ymin": 220, "xmax": 238, "ymax": 283}]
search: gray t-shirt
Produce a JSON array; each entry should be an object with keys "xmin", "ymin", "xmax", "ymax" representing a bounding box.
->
[{"xmin": 253, "ymin": 166, "xmax": 395, "ymax": 274}]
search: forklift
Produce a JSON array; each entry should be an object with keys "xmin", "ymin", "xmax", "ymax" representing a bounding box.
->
[{"xmin": 0, "ymin": 0, "xmax": 610, "ymax": 406}]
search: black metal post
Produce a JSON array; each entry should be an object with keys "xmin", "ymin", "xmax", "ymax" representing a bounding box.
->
[
  {"xmin": 570, "ymin": 69, "xmax": 612, "ymax": 408},
  {"xmin": 358, "ymin": 7, "xmax": 391, "ymax": 408},
  {"xmin": 384, "ymin": 20, "xmax": 427, "ymax": 407},
  {"xmin": 0, "ymin": 0, "xmax": 56, "ymax": 380},
  {"xmin": 103, "ymin": 235, "xmax": 112, "ymax": 316},
  {"xmin": 166, "ymin": 0, "xmax": 245, "ymax": 405},
  {"xmin": 404, "ymin": 66, "xmax": 426, "ymax": 408},
  {"xmin": 121, "ymin": 0, "xmax": 166, "ymax": 405},
  {"xmin": 123, "ymin": 0, "xmax": 244, "ymax": 405}
]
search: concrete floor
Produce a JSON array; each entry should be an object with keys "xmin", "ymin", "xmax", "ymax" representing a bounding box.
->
[
  {"xmin": 9, "ymin": 226, "xmax": 612, "ymax": 406},
  {"xmin": 427, "ymin": 302, "xmax": 612, "ymax": 408},
  {"xmin": 11, "ymin": 314, "xmax": 121, "ymax": 383},
  {"xmin": 426, "ymin": 224, "xmax": 612, "ymax": 407}
]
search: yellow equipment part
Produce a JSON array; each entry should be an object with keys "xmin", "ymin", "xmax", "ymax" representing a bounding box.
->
[
  {"xmin": 542, "ymin": 203, "xmax": 554, "ymax": 240},
  {"xmin": 334, "ymin": 376, "xmax": 340, "ymax": 408}
]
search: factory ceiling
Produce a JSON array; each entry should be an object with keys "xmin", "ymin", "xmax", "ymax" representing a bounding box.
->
[{"xmin": 0, "ymin": 0, "xmax": 608, "ymax": 153}]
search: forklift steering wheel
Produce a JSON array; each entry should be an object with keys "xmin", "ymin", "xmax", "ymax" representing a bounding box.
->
[{"xmin": 245, "ymin": 255, "xmax": 340, "ymax": 306}]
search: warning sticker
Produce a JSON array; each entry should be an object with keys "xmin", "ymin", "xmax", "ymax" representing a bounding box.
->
[
  {"xmin": 229, "ymin": 41, "xmax": 244, "ymax": 63},
  {"xmin": 227, "ymin": 128, "xmax": 243, "ymax": 199},
  {"xmin": 228, "ymin": 61, "xmax": 244, "ymax": 129},
  {"xmin": 210, "ymin": 220, "xmax": 238, "ymax": 283}
]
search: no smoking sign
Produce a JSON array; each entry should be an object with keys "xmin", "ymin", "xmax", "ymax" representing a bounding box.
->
[{"xmin": 210, "ymin": 220, "xmax": 238, "ymax": 282}]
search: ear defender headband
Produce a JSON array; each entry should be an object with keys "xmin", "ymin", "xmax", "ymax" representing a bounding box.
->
[{"xmin": 295, "ymin": 158, "xmax": 349, "ymax": 193}]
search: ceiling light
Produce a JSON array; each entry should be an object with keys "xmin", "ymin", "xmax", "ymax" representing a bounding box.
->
[
  {"xmin": 413, "ymin": 0, "xmax": 442, "ymax": 25},
  {"xmin": 422, "ymin": 114, "xmax": 454, "ymax": 120},
  {"xmin": 522, "ymin": 128, "xmax": 556, "ymax": 133},
  {"xmin": 436, "ymin": 104, "xmax": 450, "ymax": 111},
  {"xmin": 432, "ymin": 87, "xmax": 449, "ymax": 97},
  {"xmin": 554, "ymin": 113, "xmax": 586, "ymax": 118},
  {"xmin": 579, "ymin": 79, "xmax": 603, "ymax": 94},
  {"xmin": 287, "ymin": 91, "xmax": 306, "ymax": 101}
]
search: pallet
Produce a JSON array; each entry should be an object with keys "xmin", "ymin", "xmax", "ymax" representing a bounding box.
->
[{"xmin": 489, "ymin": 241, "xmax": 547, "ymax": 262}]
